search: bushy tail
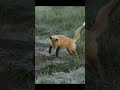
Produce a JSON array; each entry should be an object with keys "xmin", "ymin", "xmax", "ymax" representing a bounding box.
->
[{"xmin": 73, "ymin": 22, "xmax": 85, "ymax": 42}]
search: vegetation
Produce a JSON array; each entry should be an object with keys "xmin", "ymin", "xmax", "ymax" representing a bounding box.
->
[{"xmin": 35, "ymin": 6, "xmax": 85, "ymax": 84}]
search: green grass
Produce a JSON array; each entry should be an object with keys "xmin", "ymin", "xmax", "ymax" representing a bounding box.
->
[
  {"xmin": 35, "ymin": 6, "xmax": 85, "ymax": 84},
  {"xmin": 35, "ymin": 6, "xmax": 85, "ymax": 36},
  {"xmin": 36, "ymin": 67, "xmax": 85, "ymax": 84}
]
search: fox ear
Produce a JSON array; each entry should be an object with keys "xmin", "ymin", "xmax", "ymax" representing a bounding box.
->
[
  {"xmin": 55, "ymin": 38, "xmax": 59, "ymax": 42},
  {"xmin": 49, "ymin": 36, "xmax": 52, "ymax": 39}
]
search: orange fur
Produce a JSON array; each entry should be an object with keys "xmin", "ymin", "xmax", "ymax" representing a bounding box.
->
[{"xmin": 49, "ymin": 23, "xmax": 85, "ymax": 57}]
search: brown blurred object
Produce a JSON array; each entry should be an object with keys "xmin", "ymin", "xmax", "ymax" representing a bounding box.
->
[{"xmin": 86, "ymin": 0, "xmax": 119, "ymax": 79}]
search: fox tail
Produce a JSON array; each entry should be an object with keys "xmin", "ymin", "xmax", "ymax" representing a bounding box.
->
[{"xmin": 73, "ymin": 22, "xmax": 85, "ymax": 42}]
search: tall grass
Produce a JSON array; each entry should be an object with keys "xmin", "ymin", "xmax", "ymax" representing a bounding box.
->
[{"xmin": 35, "ymin": 6, "xmax": 85, "ymax": 36}]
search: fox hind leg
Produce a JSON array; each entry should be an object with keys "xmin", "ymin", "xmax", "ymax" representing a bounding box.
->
[
  {"xmin": 66, "ymin": 48, "xmax": 73, "ymax": 55},
  {"xmin": 66, "ymin": 47, "xmax": 79, "ymax": 58},
  {"xmin": 70, "ymin": 49, "xmax": 80, "ymax": 59},
  {"xmin": 70, "ymin": 43, "xmax": 80, "ymax": 58},
  {"xmin": 72, "ymin": 50, "xmax": 79, "ymax": 58}
]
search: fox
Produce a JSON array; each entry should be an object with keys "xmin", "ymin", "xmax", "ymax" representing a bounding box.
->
[
  {"xmin": 86, "ymin": 0, "xmax": 119, "ymax": 79},
  {"xmin": 49, "ymin": 22, "xmax": 85, "ymax": 57}
]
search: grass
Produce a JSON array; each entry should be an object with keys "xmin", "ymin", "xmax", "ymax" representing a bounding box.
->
[
  {"xmin": 35, "ymin": 6, "xmax": 85, "ymax": 84},
  {"xmin": 35, "ymin": 6, "xmax": 85, "ymax": 36},
  {"xmin": 36, "ymin": 67, "xmax": 85, "ymax": 84}
]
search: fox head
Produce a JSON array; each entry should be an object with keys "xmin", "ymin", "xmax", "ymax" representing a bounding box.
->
[{"xmin": 49, "ymin": 35, "xmax": 60, "ymax": 47}]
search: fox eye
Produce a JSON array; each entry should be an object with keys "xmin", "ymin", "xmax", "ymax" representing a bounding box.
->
[{"xmin": 49, "ymin": 36, "xmax": 52, "ymax": 39}]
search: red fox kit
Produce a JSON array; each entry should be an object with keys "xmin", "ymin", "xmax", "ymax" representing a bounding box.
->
[
  {"xmin": 86, "ymin": 0, "xmax": 119, "ymax": 79},
  {"xmin": 49, "ymin": 22, "xmax": 85, "ymax": 57}
]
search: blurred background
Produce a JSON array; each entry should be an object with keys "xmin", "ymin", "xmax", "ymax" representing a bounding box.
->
[{"xmin": 86, "ymin": 0, "xmax": 120, "ymax": 89}]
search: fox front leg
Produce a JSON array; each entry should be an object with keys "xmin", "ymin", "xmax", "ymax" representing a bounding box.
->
[
  {"xmin": 56, "ymin": 47, "xmax": 60, "ymax": 57},
  {"xmin": 49, "ymin": 45, "xmax": 52, "ymax": 54}
]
